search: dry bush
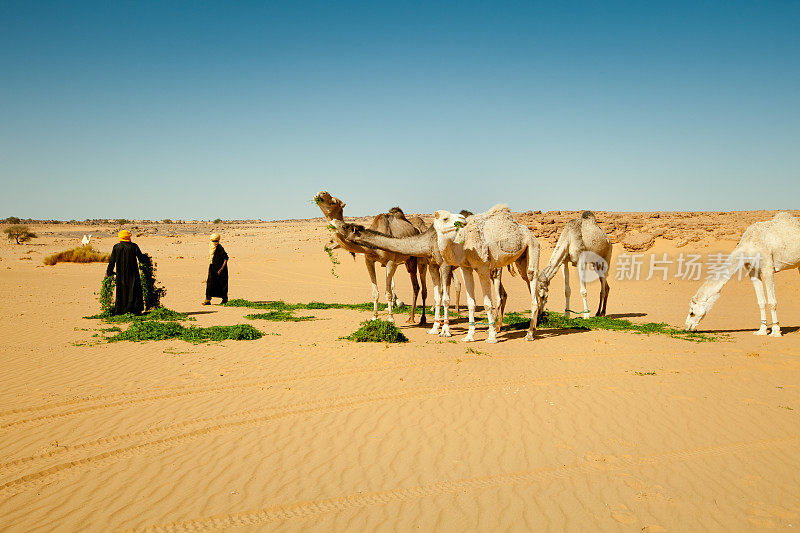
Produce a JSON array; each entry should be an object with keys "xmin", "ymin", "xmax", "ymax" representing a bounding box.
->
[{"xmin": 44, "ymin": 246, "xmax": 110, "ymax": 266}]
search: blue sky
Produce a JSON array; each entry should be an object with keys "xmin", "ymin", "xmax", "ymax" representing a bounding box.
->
[{"xmin": 1, "ymin": 1, "xmax": 798, "ymax": 220}]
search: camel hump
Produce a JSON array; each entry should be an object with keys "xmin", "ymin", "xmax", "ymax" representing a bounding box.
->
[
  {"xmin": 486, "ymin": 204, "xmax": 511, "ymax": 215},
  {"xmin": 581, "ymin": 210, "xmax": 596, "ymax": 221},
  {"xmin": 388, "ymin": 206, "xmax": 406, "ymax": 218}
]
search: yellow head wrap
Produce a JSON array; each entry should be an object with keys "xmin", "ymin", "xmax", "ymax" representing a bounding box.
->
[
  {"xmin": 118, "ymin": 230, "xmax": 132, "ymax": 242},
  {"xmin": 209, "ymin": 233, "xmax": 220, "ymax": 263}
]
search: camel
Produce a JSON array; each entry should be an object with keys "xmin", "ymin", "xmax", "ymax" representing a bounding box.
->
[
  {"xmin": 336, "ymin": 216, "xmax": 507, "ymax": 337},
  {"xmin": 433, "ymin": 205, "xmax": 540, "ymax": 343},
  {"xmin": 537, "ymin": 211, "xmax": 612, "ymax": 319},
  {"xmin": 685, "ymin": 212, "xmax": 800, "ymax": 337},
  {"xmin": 314, "ymin": 191, "xmax": 427, "ymax": 323}
]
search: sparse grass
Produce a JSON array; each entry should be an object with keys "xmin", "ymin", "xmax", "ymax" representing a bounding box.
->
[
  {"xmin": 465, "ymin": 347, "xmax": 488, "ymax": 356},
  {"xmin": 501, "ymin": 311, "xmax": 724, "ymax": 342},
  {"xmin": 223, "ymin": 298, "xmax": 410, "ymax": 313},
  {"xmin": 84, "ymin": 306, "xmax": 193, "ymax": 322},
  {"xmin": 345, "ymin": 320, "xmax": 408, "ymax": 343},
  {"xmin": 107, "ymin": 322, "xmax": 262, "ymax": 343},
  {"xmin": 634, "ymin": 371, "xmax": 657, "ymax": 376},
  {"xmin": 44, "ymin": 245, "xmax": 110, "ymax": 266},
  {"xmin": 244, "ymin": 311, "xmax": 315, "ymax": 322}
]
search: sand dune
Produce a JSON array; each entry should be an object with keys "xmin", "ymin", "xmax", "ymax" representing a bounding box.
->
[{"xmin": 1, "ymin": 214, "xmax": 799, "ymax": 530}]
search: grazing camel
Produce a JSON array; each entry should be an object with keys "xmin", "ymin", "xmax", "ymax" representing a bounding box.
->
[
  {"xmin": 685, "ymin": 212, "xmax": 800, "ymax": 337},
  {"xmin": 537, "ymin": 211, "xmax": 612, "ymax": 319},
  {"xmin": 314, "ymin": 191, "xmax": 427, "ymax": 323},
  {"xmin": 433, "ymin": 205, "xmax": 540, "ymax": 343},
  {"xmin": 336, "ymin": 219, "xmax": 507, "ymax": 337}
]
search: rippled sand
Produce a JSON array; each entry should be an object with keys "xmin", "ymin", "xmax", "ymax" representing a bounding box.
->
[{"xmin": 1, "ymin": 216, "xmax": 799, "ymax": 531}]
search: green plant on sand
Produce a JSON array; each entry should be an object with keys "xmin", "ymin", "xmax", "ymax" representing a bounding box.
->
[
  {"xmin": 44, "ymin": 246, "xmax": 110, "ymax": 266},
  {"xmin": 502, "ymin": 311, "xmax": 724, "ymax": 342},
  {"xmin": 345, "ymin": 320, "xmax": 408, "ymax": 343},
  {"xmin": 107, "ymin": 322, "xmax": 262, "ymax": 343},
  {"xmin": 244, "ymin": 311, "xmax": 315, "ymax": 322}
]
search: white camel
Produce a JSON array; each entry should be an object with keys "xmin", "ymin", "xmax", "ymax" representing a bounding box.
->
[
  {"xmin": 685, "ymin": 212, "xmax": 800, "ymax": 337},
  {"xmin": 537, "ymin": 211, "xmax": 612, "ymax": 319},
  {"xmin": 81, "ymin": 234, "xmax": 92, "ymax": 247},
  {"xmin": 433, "ymin": 205, "xmax": 540, "ymax": 343}
]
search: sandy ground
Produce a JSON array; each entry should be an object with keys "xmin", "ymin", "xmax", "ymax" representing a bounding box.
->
[{"xmin": 1, "ymin": 214, "xmax": 799, "ymax": 531}]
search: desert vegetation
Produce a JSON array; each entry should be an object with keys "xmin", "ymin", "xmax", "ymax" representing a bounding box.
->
[
  {"xmin": 4, "ymin": 224, "xmax": 37, "ymax": 244},
  {"xmin": 44, "ymin": 246, "xmax": 110, "ymax": 266}
]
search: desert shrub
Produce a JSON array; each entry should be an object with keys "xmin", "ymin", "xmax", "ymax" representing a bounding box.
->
[
  {"xmin": 85, "ymin": 306, "xmax": 192, "ymax": 322},
  {"xmin": 116, "ymin": 219, "xmax": 130, "ymax": 225},
  {"xmin": 5, "ymin": 217, "xmax": 21, "ymax": 224},
  {"xmin": 162, "ymin": 219, "xmax": 172, "ymax": 224},
  {"xmin": 345, "ymin": 320, "xmax": 408, "ymax": 343},
  {"xmin": 43, "ymin": 246, "xmax": 110, "ymax": 266},
  {"xmin": 4, "ymin": 225, "xmax": 37, "ymax": 244},
  {"xmin": 213, "ymin": 218, "xmax": 222, "ymax": 224}
]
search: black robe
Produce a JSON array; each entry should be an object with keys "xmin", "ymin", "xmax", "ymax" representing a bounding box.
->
[
  {"xmin": 206, "ymin": 245, "xmax": 229, "ymax": 300},
  {"xmin": 106, "ymin": 241, "xmax": 145, "ymax": 315}
]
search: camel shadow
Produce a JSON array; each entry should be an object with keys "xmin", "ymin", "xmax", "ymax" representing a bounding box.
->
[
  {"xmin": 185, "ymin": 310, "xmax": 217, "ymax": 316},
  {"xmin": 499, "ymin": 326, "xmax": 589, "ymax": 342},
  {"xmin": 604, "ymin": 312, "xmax": 647, "ymax": 319},
  {"xmin": 701, "ymin": 325, "xmax": 800, "ymax": 335}
]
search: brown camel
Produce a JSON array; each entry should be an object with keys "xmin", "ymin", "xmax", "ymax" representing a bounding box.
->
[{"xmin": 314, "ymin": 191, "xmax": 427, "ymax": 323}]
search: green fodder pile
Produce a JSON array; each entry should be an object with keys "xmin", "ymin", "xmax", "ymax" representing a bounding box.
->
[
  {"xmin": 108, "ymin": 322, "xmax": 262, "ymax": 343},
  {"xmin": 345, "ymin": 320, "xmax": 408, "ymax": 343},
  {"xmin": 139, "ymin": 253, "xmax": 166, "ymax": 310},
  {"xmin": 44, "ymin": 246, "xmax": 110, "ymax": 266},
  {"xmin": 502, "ymin": 311, "xmax": 724, "ymax": 342}
]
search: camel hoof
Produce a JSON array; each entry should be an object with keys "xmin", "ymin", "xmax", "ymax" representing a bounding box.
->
[
  {"xmin": 419, "ymin": 317, "xmax": 427, "ymax": 326},
  {"xmin": 427, "ymin": 328, "xmax": 439, "ymax": 335},
  {"xmin": 439, "ymin": 331, "xmax": 452, "ymax": 338},
  {"xmin": 386, "ymin": 317, "xmax": 394, "ymax": 323},
  {"xmin": 485, "ymin": 337, "xmax": 498, "ymax": 344},
  {"xmin": 404, "ymin": 317, "xmax": 416, "ymax": 324},
  {"xmin": 524, "ymin": 332, "xmax": 535, "ymax": 341},
  {"xmin": 770, "ymin": 330, "xmax": 782, "ymax": 338},
  {"xmin": 754, "ymin": 329, "xmax": 768, "ymax": 336},
  {"xmin": 462, "ymin": 336, "xmax": 475, "ymax": 343}
]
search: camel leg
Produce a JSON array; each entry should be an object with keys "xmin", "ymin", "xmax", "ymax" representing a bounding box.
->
[
  {"xmin": 579, "ymin": 269, "xmax": 590, "ymax": 319},
  {"xmin": 751, "ymin": 272, "xmax": 769, "ymax": 335},
  {"xmin": 524, "ymin": 241, "xmax": 540, "ymax": 341},
  {"xmin": 418, "ymin": 260, "xmax": 428, "ymax": 325},
  {"xmin": 597, "ymin": 275, "xmax": 610, "ymax": 317},
  {"xmin": 428, "ymin": 265, "xmax": 442, "ymax": 335},
  {"xmin": 452, "ymin": 268, "xmax": 462, "ymax": 315},
  {"xmin": 498, "ymin": 280, "xmax": 508, "ymax": 333},
  {"xmin": 763, "ymin": 269, "xmax": 781, "ymax": 337},
  {"xmin": 479, "ymin": 270, "xmax": 498, "ymax": 343},
  {"xmin": 491, "ymin": 269, "xmax": 503, "ymax": 333},
  {"xmin": 385, "ymin": 261, "xmax": 399, "ymax": 322},
  {"xmin": 563, "ymin": 263, "xmax": 572, "ymax": 318},
  {"xmin": 440, "ymin": 265, "xmax": 453, "ymax": 337},
  {"xmin": 461, "ymin": 268, "xmax": 477, "ymax": 342},
  {"xmin": 365, "ymin": 258, "xmax": 380, "ymax": 320},
  {"xmin": 404, "ymin": 258, "xmax": 419, "ymax": 324}
]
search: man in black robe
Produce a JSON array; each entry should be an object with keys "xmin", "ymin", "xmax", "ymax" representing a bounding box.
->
[
  {"xmin": 106, "ymin": 230, "xmax": 146, "ymax": 315},
  {"xmin": 204, "ymin": 233, "xmax": 228, "ymax": 305}
]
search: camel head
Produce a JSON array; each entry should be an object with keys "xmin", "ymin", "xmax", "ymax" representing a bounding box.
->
[
  {"xmin": 314, "ymin": 191, "xmax": 345, "ymax": 221},
  {"xmin": 685, "ymin": 285, "xmax": 721, "ymax": 331},
  {"xmin": 337, "ymin": 222, "xmax": 368, "ymax": 243},
  {"xmin": 433, "ymin": 210, "xmax": 467, "ymax": 247}
]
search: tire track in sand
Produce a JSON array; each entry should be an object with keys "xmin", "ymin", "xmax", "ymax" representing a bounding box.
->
[
  {"xmin": 0, "ymin": 362, "xmax": 788, "ymax": 495},
  {"xmin": 0, "ymin": 358, "xmax": 788, "ymax": 431},
  {"xmin": 130, "ymin": 434, "xmax": 800, "ymax": 532}
]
